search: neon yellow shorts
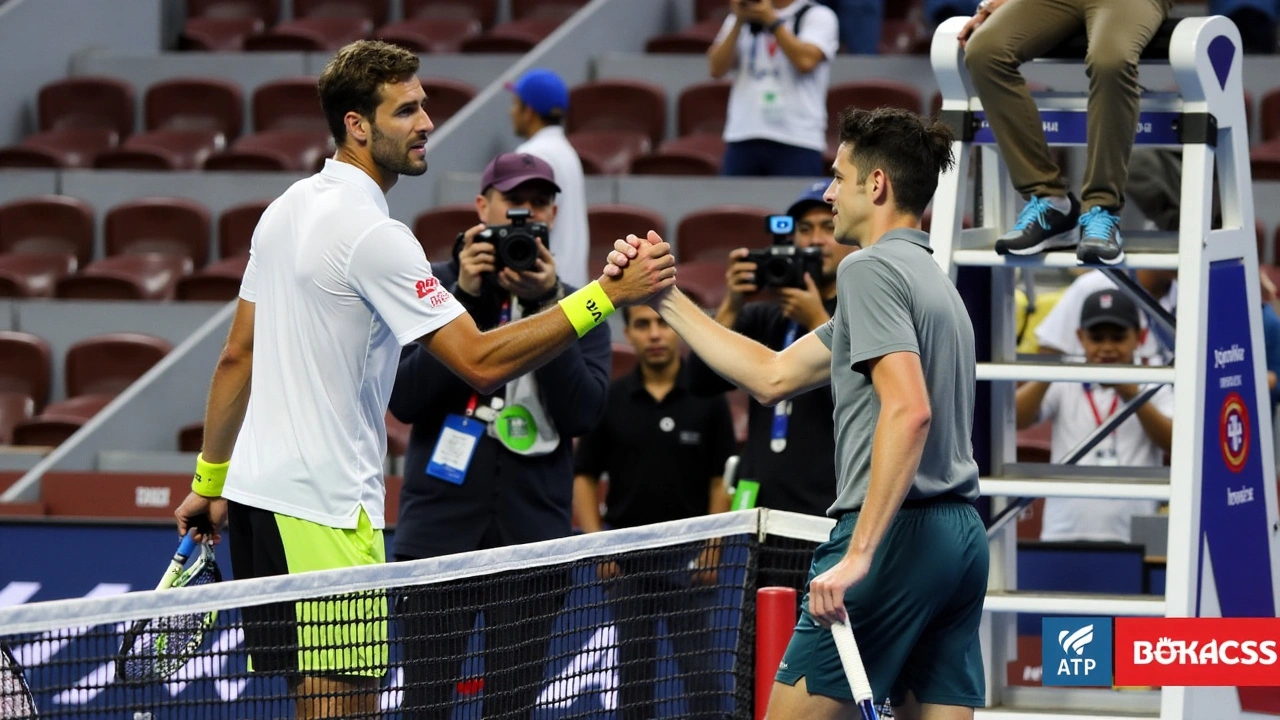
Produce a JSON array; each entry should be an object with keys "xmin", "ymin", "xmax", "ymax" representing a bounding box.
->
[{"xmin": 228, "ymin": 501, "xmax": 388, "ymax": 678}]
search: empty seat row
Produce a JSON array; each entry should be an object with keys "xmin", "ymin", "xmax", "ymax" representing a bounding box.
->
[
  {"xmin": 0, "ymin": 331, "xmax": 172, "ymax": 446},
  {"xmin": 181, "ymin": 0, "xmax": 587, "ymax": 51},
  {"xmin": 0, "ymin": 75, "xmax": 474, "ymax": 172},
  {"xmin": 0, "ymin": 195, "xmax": 269, "ymax": 301}
]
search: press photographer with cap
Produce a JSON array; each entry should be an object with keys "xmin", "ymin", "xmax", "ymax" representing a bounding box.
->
[
  {"xmin": 388, "ymin": 152, "xmax": 611, "ymax": 718},
  {"xmin": 687, "ymin": 181, "xmax": 856, "ymax": 517},
  {"xmin": 508, "ymin": 68, "xmax": 589, "ymax": 288}
]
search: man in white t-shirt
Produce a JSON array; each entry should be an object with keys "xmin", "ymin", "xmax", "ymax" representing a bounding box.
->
[
  {"xmin": 508, "ymin": 68, "xmax": 589, "ymax": 288},
  {"xmin": 1016, "ymin": 289, "xmax": 1173, "ymax": 543},
  {"xmin": 1035, "ymin": 269, "xmax": 1177, "ymax": 363},
  {"xmin": 709, "ymin": 0, "xmax": 840, "ymax": 177},
  {"xmin": 169, "ymin": 41, "xmax": 675, "ymax": 719}
]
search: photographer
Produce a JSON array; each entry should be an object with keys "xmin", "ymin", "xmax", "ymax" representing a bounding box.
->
[
  {"xmin": 389, "ymin": 152, "xmax": 611, "ymax": 719},
  {"xmin": 688, "ymin": 182, "xmax": 855, "ymax": 516}
]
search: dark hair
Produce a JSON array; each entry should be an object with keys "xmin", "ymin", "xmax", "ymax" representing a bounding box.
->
[
  {"xmin": 836, "ymin": 107, "xmax": 955, "ymax": 217},
  {"xmin": 317, "ymin": 40, "xmax": 421, "ymax": 144},
  {"xmin": 516, "ymin": 99, "xmax": 563, "ymax": 127}
]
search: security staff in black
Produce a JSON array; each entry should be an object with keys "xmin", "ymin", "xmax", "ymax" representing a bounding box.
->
[
  {"xmin": 687, "ymin": 181, "xmax": 856, "ymax": 516},
  {"xmin": 389, "ymin": 153, "xmax": 611, "ymax": 719},
  {"xmin": 574, "ymin": 305, "xmax": 736, "ymax": 719}
]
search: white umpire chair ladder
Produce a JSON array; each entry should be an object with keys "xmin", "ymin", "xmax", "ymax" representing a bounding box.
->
[{"xmin": 930, "ymin": 15, "xmax": 1280, "ymax": 720}]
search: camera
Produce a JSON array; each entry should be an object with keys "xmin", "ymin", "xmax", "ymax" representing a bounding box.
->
[
  {"xmin": 745, "ymin": 215, "xmax": 823, "ymax": 289},
  {"xmin": 477, "ymin": 208, "xmax": 548, "ymax": 272}
]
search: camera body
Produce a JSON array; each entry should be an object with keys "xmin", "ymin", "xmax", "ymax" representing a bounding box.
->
[
  {"xmin": 477, "ymin": 208, "xmax": 548, "ymax": 272},
  {"xmin": 746, "ymin": 214, "xmax": 823, "ymax": 289}
]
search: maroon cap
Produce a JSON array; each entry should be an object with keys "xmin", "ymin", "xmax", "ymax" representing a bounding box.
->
[{"xmin": 480, "ymin": 152, "xmax": 561, "ymax": 194}]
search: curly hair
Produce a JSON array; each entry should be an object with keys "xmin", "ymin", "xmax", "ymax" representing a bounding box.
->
[
  {"xmin": 318, "ymin": 40, "xmax": 421, "ymax": 144},
  {"xmin": 836, "ymin": 107, "xmax": 956, "ymax": 217}
]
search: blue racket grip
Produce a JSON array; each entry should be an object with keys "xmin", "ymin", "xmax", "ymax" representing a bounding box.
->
[{"xmin": 175, "ymin": 533, "xmax": 197, "ymax": 563}]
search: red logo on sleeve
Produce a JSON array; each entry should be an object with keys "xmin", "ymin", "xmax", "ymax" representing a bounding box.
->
[{"xmin": 415, "ymin": 277, "xmax": 438, "ymax": 299}]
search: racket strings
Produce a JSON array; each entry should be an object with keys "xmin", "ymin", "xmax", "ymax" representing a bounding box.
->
[
  {"xmin": 1, "ymin": 647, "xmax": 37, "ymax": 718},
  {"xmin": 118, "ymin": 553, "xmax": 222, "ymax": 683}
]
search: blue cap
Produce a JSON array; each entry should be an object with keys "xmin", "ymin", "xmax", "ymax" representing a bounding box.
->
[
  {"xmin": 505, "ymin": 68, "xmax": 569, "ymax": 118},
  {"xmin": 786, "ymin": 180, "xmax": 831, "ymax": 219}
]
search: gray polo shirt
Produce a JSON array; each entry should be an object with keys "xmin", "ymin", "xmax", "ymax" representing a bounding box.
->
[{"xmin": 815, "ymin": 228, "xmax": 979, "ymax": 515}]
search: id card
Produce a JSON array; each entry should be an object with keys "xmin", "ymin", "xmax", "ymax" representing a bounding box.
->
[{"xmin": 427, "ymin": 414, "xmax": 484, "ymax": 485}]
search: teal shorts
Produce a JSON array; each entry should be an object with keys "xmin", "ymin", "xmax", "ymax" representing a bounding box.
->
[{"xmin": 775, "ymin": 501, "xmax": 988, "ymax": 707}]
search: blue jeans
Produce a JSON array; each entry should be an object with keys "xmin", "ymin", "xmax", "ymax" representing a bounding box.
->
[{"xmin": 721, "ymin": 139, "xmax": 826, "ymax": 178}]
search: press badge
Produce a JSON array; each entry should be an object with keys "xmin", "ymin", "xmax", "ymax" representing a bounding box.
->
[{"xmin": 427, "ymin": 414, "xmax": 484, "ymax": 485}]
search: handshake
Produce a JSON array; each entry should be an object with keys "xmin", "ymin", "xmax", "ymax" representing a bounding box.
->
[{"xmin": 596, "ymin": 231, "xmax": 684, "ymax": 308}]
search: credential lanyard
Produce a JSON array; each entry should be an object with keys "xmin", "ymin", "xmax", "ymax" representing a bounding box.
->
[{"xmin": 769, "ymin": 322, "xmax": 800, "ymax": 453}]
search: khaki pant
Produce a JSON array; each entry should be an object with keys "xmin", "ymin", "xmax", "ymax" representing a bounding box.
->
[{"xmin": 963, "ymin": 0, "xmax": 1170, "ymax": 211}]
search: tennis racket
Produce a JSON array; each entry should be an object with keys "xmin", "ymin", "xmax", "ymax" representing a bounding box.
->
[
  {"xmin": 831, "ymin": 620, "xmax": 880, "ymax": 720},
  {"xmin": 115, "ymin": 534, "xmax": 222, "ymax": 683},
  {"xmin": 1, "ymin": 641, "xmax": 37, "ymax": 719}
]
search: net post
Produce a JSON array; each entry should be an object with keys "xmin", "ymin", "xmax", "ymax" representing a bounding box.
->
[{"xmin": 755, "ymin": 586, "xmax": 797, "ymax": 719}]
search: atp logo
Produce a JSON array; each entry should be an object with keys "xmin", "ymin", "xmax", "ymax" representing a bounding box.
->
[
  {"xmin": 1043, "ymin": 617, "xmax": 1112, "ymax": 687},
  {"xmin": 1219, "ymin": 392, "xmax": 1250, "ymax": 473}
]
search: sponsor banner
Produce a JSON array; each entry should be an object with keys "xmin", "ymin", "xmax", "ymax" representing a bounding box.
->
[
  {"xmin": 1041, "ymin": 617, "xmax": 1113, "ymax": 687},
  {"xmin": 1114, "ymin": 618, "xmax": 1280, "ymax": 686}
]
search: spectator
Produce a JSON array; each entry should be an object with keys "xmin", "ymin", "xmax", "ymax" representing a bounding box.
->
[
  {"xmin": 508, "ymin": 68, "xmax": 589, "ymax": 287},
  {"xmin": 688, "ymin": 181, "xmax": 855, "ymax": 516},
  {"xmin": 389, "ymin": 153, "xmax": 611, "ymax": 719},
  {"xmin": 1016, "ymin": 289, "xmax": 1173, "ymax": 543},
  {"xmin": 1035, "ymin": 270, "xmax": 1177, "ymax": 363},
  {"xmin": 709, "ymin": 0, "xmax": 840, "ymax": 177},
  {"xmin": 961, "ymin": 0, "xmax": 1169, "ymax": 265},
  {"xmin": 573, "ymin": 304, "xmax": 736, "ymax": 720}
]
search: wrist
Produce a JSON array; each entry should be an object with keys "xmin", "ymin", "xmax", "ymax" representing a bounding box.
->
[
  {"xmin": 192, "ymin": 453, "xmax": 230, "ymax": 498},
  {"xmin": 559, "ymin": 281, "xmax": 615, "ymax": 337},
  {"xmin": 766, "ymin": 16, "xmax": 783, "ymax": 32}
]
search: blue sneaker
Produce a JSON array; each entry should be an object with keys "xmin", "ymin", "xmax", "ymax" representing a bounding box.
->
[
  {"xmin": 1076, "ymin": 206, "xmax": 1124, "ymax": 265},
  {"xmin": 995, "ymin": 194, "xmax": 1080, "ymax": 256}
]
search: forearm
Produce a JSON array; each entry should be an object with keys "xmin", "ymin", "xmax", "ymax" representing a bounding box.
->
[
  {"xmin": 772, "ymin": 27, "xmax": 823, "ymax": 73},
  {"xmin": 847, "ymin": 407, "xmax": 930, "ymax": 558},
  {"xmin": 708, "ymin": 22, "xmax": 742, "ymax": 77},
  {"xmin": 200, "ymin": 351, "xmax": 253, "ymax": 464},
  {"xmin": 1014, "ymin": 382, "xmax": 1051, "ymax": 428},
  {"xmin": 659, "ymin": 289, "xmax": 783, "ymax": 404},
  {"xmin": 451, "ymin": 306, "xmax": 581, "ymax": 395},
  {"xmin": 708, "ymin": 476, "xmax": 731, "ymax": 514},
  {"xmin": 573, "ymin": 475, "xmax": 604, "ymax": 533}
]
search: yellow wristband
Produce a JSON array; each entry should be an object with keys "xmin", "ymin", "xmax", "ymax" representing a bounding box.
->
[
  {"xmin": 558, "ymin": 280, "xmax": 615, "ymax": 338},
  {"xmin": 192, "ymin": 453, "xmax": 230, "ymax": 498}
]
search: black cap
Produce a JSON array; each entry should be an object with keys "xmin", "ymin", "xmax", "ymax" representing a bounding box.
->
[{"xmin": 1080, "ymin": 289, "xmax": 1140, "ymax": 330}]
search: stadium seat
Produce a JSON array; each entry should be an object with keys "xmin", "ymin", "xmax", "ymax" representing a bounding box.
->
[
  {"xmin": 629, "ymin": 151, "xmax": 720, "ymax": 176},
  {"xmin": 205, "ymin": 129, "xmax": 331, "ymax": 171},
  {"xmin": 0, "ymin": 195, "xmax": 95, "ymax": 267},
  {"xmin": 187, "ymin": 0, "xmax": 279, "ymax": 23},
  {"xmin": 587, "ymin": 205, "xmax": 667, "ymax": 272},
  {"xmin": 694, "ymin": 0, "xmax": 729, "ymax": 23},
  {"xmin": 0, "ymin": 331, "xmax": 53, "ymax": 412},
  {"xmin": 0, "ymin": 392, "xmax": 34, "ymax": 445},
  {"xmin": 1017, "ymin": 419, "xmax": 1053, "ymax": 464},
  {"xmin": 36, "ymin": 77, "xmax": 135, "ymax": 139},
  {"xmin": 219, "ymin": 200, "xmax": 271, "ymax": 258},
  {"xmin": 253, "ymin": 77, "xmax": 327, "ymax": 132},
  {"xmin": 511, "ymin": 0, "xmax": 588, "ymax": 20},
  {"xmin": 459, "ymin": 17, "xmax": 561, "ymax": 52},
  {"xmin": 377, "ymin": 17, "xmax": 482, "ymax": 52},
  {"xmin": 247, "ymin": 16, "xmax": 373, "ymax": 50},
  {"xmin": 56, "ymin": 253, "xmax": 193, "ymax": 301},
  {"xmin": 610, "ymin": 342, "xmax": 637, "ymax": 380},
  {"xmin": 294, "ymin": 0, "xmax": 389, "ymax": 24},
  {"xmin": 178, "ymin": 421, "xmax": 204, "ymax": 452},
  {"xmin": 105, "ymin": 198, "xmax": 212, "ymax": 268},
  {"xmin": 413, "ymin": 204, "xmax": 475, "ymax": 263},
  {"xmin": 1260, "ymin": 88, "xmax": 1280, "ymax": 143},
  {"xmin": 404, "ymin": 0, "xmax": 497, "ymax": 28},
  {"xmin": 64, "ymin": 333, "xmax": 174, "ymax": 398},
  {"xmin": 94, "ymin": 129, "xmax": 226, "ymax": 170},
  {"xmin": 176, "ymin": 255, "xmax": 250, "ymax": 301},
  {"xmin": 11, "ymin": 414, "xmax": 92, "ymax": 447},
  {"xmin": 567, "ymin": 80, "xmax": 667, "ymax": 146},
  {"xmin": 421, "ymin": 78, "xmax": 477, "ymax": 126},
  {"xmin": 644, "ymin": 32, "xmax": 716, "ymax": 54},
  {"xmin": 1251, "ymin": 145, "xmax": 1280, "ymax": 181},
  {"xmin": 675, "ymin": 206, "xmax": 773, "ymax": 261},
  {"xmin": 0, "ymin": 128, "xmax": 120, "ymax": 169},
  {"xmin": 879, "ymin": 18, "xmax": 929, "ymax": 55},
  {"xmin": 40, "ymin": 393, "xmax": 115, "ymax": 419},
  {"xmin": 145, "ymin": 78, "xmax": 244, "ymax": 140},
  {"xmin": 567, "ymin": 130, "xmax": 651, "ymax": 176},
  {"xmin": 675, "ymin": 259, "xmax": 728, "ymax": 309},
  {"xmin": 826, "ymin": 80, "xmax": 924, "ymax": 151},
  {"xmin": 180, "ymin": 16, "xmax": 267, "ymax": 50},
  {"xmin": 0, "ymin": 253, "xmax": 78, "ymax": 298},
  {"xmin": 677, "ymin": 81, "xmax": 731, "ymax": 137}
]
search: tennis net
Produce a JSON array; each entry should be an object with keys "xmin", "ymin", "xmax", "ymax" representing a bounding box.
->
[{"xmin": 0, "ymin": 509, "xmax": 831, "ymax": 720}]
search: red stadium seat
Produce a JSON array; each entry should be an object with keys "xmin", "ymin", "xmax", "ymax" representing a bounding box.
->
[
  {"xmin": 205, "ymin": 129, "xmax": 331, "ymax": 171},
  {"xmin": 675, "ymin": 206, "xmax": 772, "ymax": 262},
  {"xmin": 694, "ymin": 0, "xmax": 729, "ymax": 23},
  {"xmin": 144, "ymin": 78, "xmax": 244, "ymax": 140},
  {"xmin": 105, "ymin": 197, "xmax": 212, "ymax": 268},
  {"xmin": 587, "ymin": 205, "xmax": 666, "ymax": 272},
  {"xmin": 94, "ymin": 129, "xmax": 226, "ymax": 170},
  {"xmin": 629, "ymin": 151, "xmax": 720, "ymax": 176},
  {"xmin": 377, "ymin": 17, "xmax": 481, "ymax": 52},
  {"xmin": 421, "ymin": 78, "xmax": 477, "ymax": 127},
  {"xmin": 0, "ymin": 331, "xmax": 53, "ymax": 412},
  {"xmin": 56, "ymin": 254, "xmax": 193, "ymax": 301},
  {"xmin": 0, "ymin": 392, "xmax": 35, "ymax": 445},
  {"xmin": 0, "ymin": 253, "xmax": 78, "ymax": 298},
  {"xmin": 459, "ymin": 17, "xmax": 562, "ymax": 52},
  {"xmin": 567, "ymin": 130, "xmax": 651, "ymax": 176},
  {"xmin": 413, "ymin": 204, "xmax": 475, "ymax": 263},
  {"xmin": 64, "ymin": 333, "xmax": 174, "ymax": 398},
  {"xmin": 677, "ymin": 81, "xmax": 731, "ymax": 137},
  {"xmin": 295, "ymin": 0, "xmax": 388, "ymax": 24},
  {"xmin": 176, "ymin": 255, "xmax": 250, "ymax": 301},
  {"xmin": 826, "ymin": 80, "xmax": 924, "ymax": 150},
  {"xmin": 219, "ymin": 200, "xmax": 271, "ymax": 258},
  {"xmin": 178, "ymin": 421, "xmax": 205, "ymax": 452},
  {"xmin": 0, "ymin": 195, "xmax": 95, "ymax": 266},
  {"xmin": 180, "ymin": 16, "xmax": 266, "ymax": 51},
  {"xmin": 187, "ymin": 0, "xmax": 279, "ymax": 23},
  {"xmin": 645, "ymin": 33, "xmax": 715, "ymax": 54},
  {"xmin": 248, "ymin": 16, "xmax": 373, "ymax": 51},
  {"xmin": 404, "ymin": 0, "xmax": 497, "ymax": 28},
  {"xmin": 37, "ymin": 77, "xmax": 135, "ymax": 139},
  {"xmin": 567, "ymin": 80, "xmax": 667, "ymax": 146},
  {"xmin": 0, "ymin": 128, "xmax": 120, "ymax": 169},
  {"xmin": 675, "ymin": 259, "xmax": 728, "ymax": 309},
  {"xmin": 511, "ymin": 0, "xmax": 587, "ymax": 20},
  {"xmin": 253, "ymin": 77, "xmax": 328, "ymax": 132}
]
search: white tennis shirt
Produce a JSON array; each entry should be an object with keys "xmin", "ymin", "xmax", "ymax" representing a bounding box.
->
[{"xmin": 222, "ymin": 159, "xmax": 465, "ymax": 529}]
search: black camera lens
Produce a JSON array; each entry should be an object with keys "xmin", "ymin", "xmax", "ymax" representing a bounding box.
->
[
  {"xmin": 764, "ymin": 257, "xmax": 792, "ymax": 284},
  {"xmin": 500, "ymin": 232, "xmax": 538, "ymax": 271}
]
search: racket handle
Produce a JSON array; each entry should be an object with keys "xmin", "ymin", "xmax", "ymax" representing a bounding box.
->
[
  {"xmin": 831, "ymin": 620, "xmax": 875, "ymax": 703},
  {"xmin": 156, "ymin": 534, "xmax": 198, "ymax": 590}
]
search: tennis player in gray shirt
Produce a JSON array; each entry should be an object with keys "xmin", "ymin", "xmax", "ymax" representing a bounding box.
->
[{"xmin": 606, "ymin": 107, "xmax": 987, "ymax": 720}]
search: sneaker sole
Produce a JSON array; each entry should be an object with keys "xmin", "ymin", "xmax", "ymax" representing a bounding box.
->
[
  {"xmin": 1077, "ymin": 247, "xmax": 1126, "ymax": 265},
  {"xmin": 997, "ymin": 231, "xmax": 1079, "ymax": 257}
]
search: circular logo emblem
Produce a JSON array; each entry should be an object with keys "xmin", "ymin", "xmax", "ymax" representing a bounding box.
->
[
  {"xmin": 659, "ymin": 417, "xmax": 675, "ymax": 432},
  {"xmin": 1219, "ymin": 392, "xmax": 1250, "ymax": 473}
]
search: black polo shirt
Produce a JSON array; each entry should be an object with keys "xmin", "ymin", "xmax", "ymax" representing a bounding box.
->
[
  {"xmin": 686, "ymin": 298, "xmax": 838, "ymax": 516},
  {"xmin": 575, "ymin": 364, "xmax": 736, "ymax": 529}
]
